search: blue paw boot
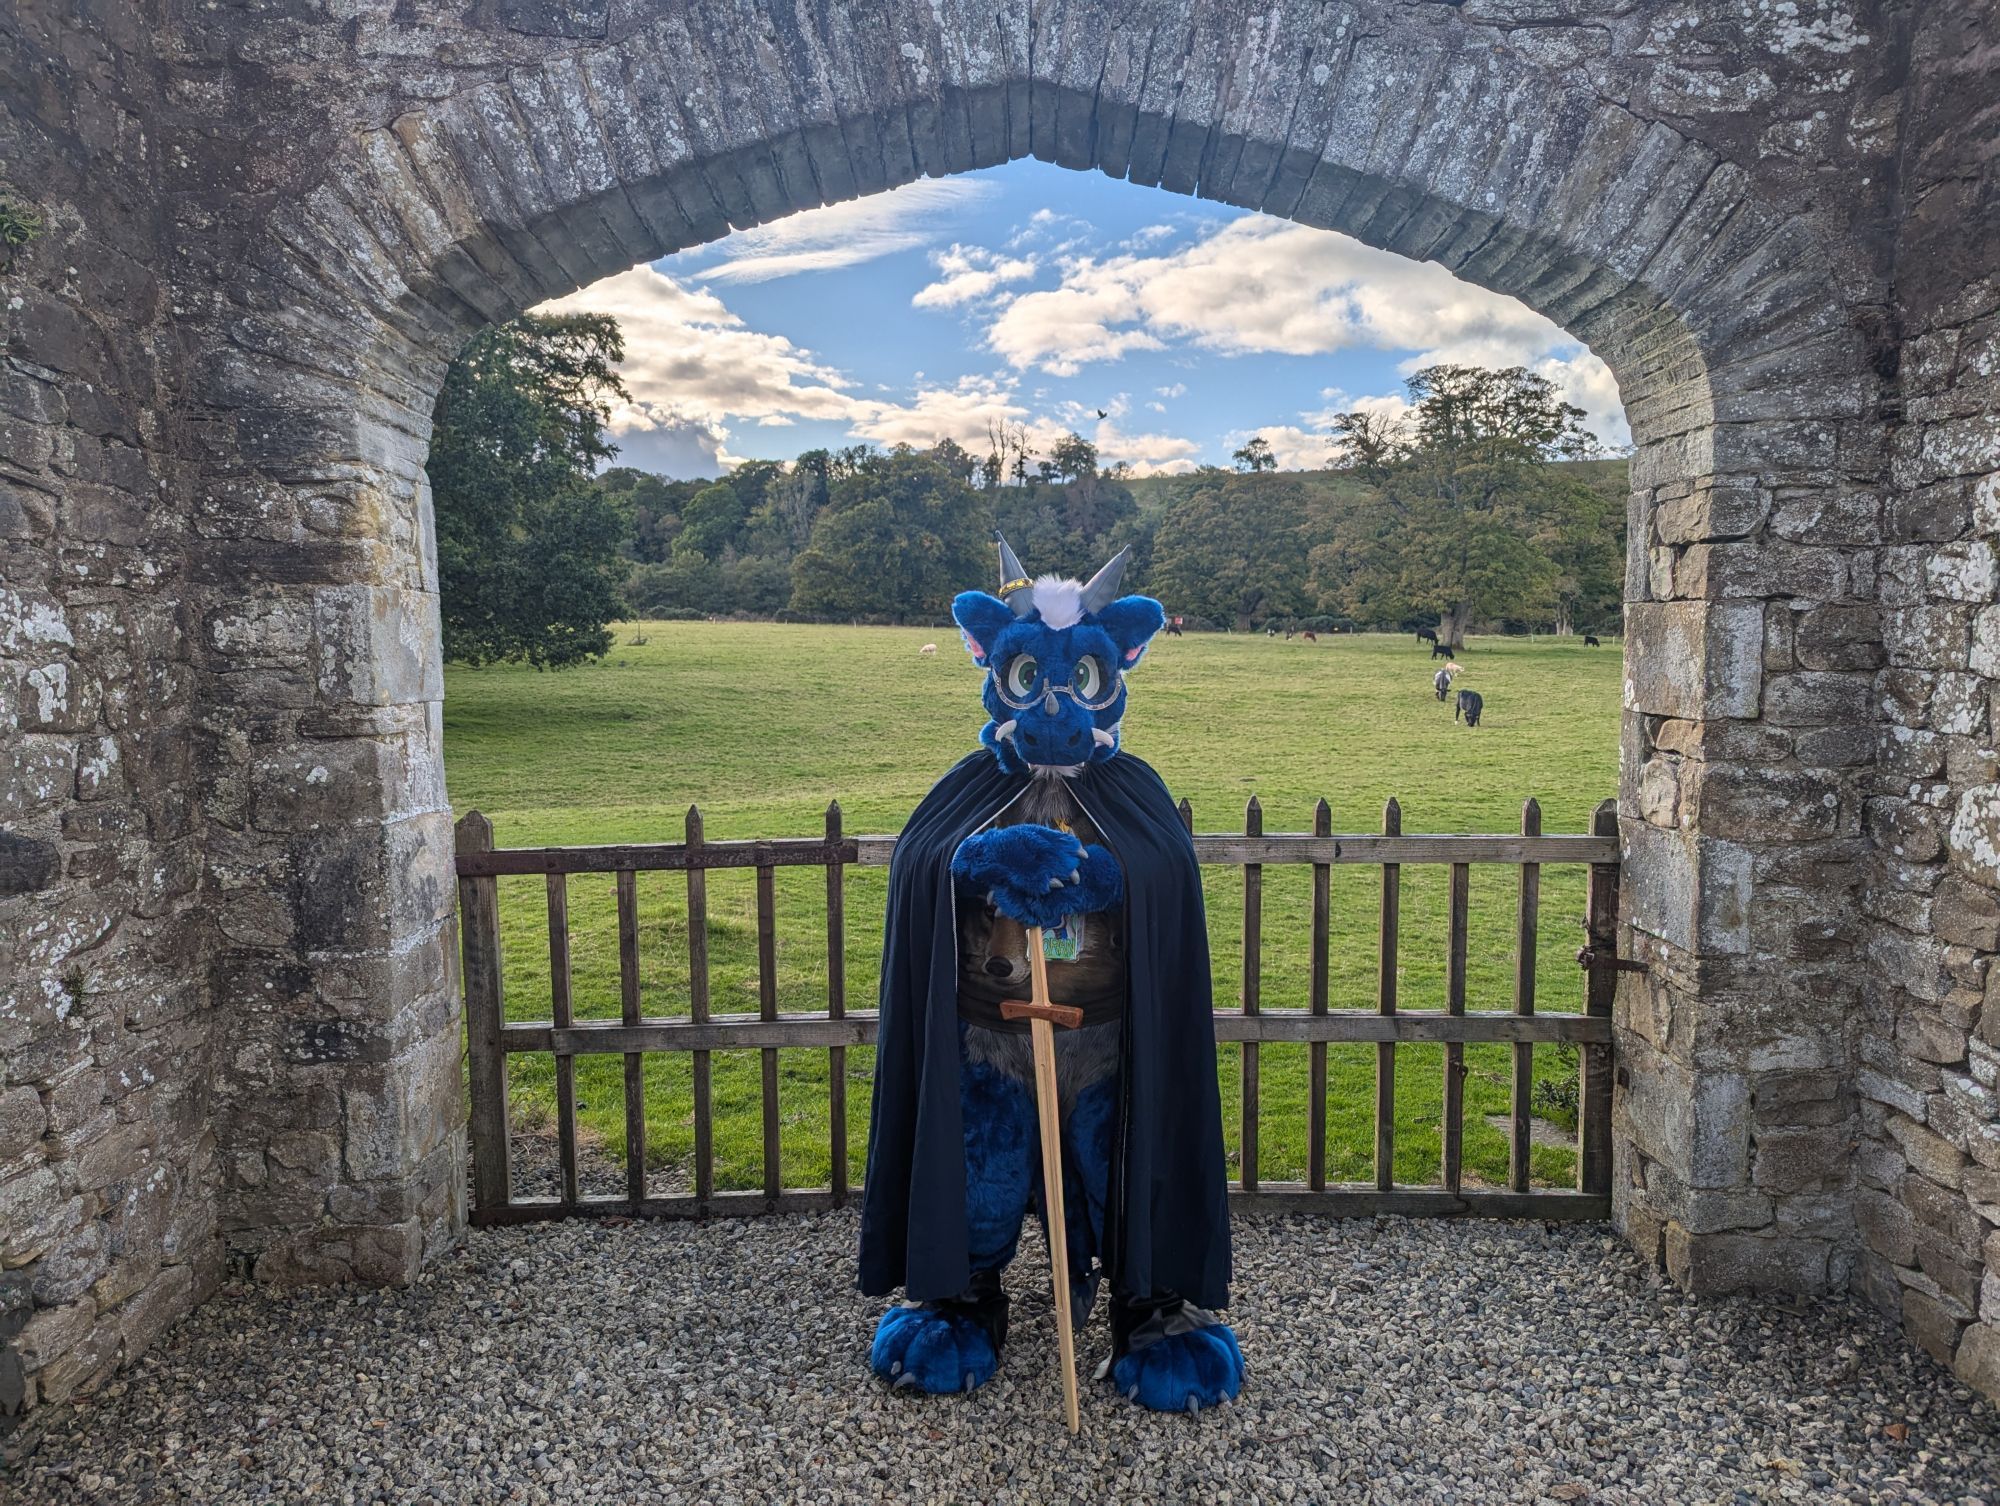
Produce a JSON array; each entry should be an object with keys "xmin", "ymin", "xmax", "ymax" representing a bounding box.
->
[
  {"xmin": 1106, "ymin": 1296, "xmax": 1245, "ymax": 1413},
  {"xmin": 870, "ymin": 1272, "xmax": 1009, "ymax": 1395}
]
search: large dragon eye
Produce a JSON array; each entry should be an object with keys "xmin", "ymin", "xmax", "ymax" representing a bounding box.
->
[
  {"xmin": 1004, "ymin": 655, "xmax": 1040, "ymax": 700},
  {"xmin": 1072, "ymin": 656, "xmax": 1105, "ymax": 703}
]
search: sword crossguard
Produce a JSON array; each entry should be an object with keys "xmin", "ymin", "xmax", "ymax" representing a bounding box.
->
[{"xmin": 999, "ymin": 998, "xmax": 1085, "ymax": 1030}]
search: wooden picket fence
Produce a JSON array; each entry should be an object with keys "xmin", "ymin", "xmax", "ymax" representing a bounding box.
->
[{"xmin": 455, "ymin": 797, "xmax": 1624, "ymax": 1226}]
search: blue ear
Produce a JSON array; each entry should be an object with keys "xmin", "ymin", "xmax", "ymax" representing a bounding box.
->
[
  {"xmin": 952, "ymin": 591, "xmax": 1015, "ymax": 666},
  {"xmin": 1093, "ymin": 595, "xmax": 1166, "ymax": 668}
]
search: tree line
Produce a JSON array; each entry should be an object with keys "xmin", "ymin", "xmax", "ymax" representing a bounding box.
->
[{"xmin": 427, "ymin": 313, "xmax": 1626, "ymax": 667}]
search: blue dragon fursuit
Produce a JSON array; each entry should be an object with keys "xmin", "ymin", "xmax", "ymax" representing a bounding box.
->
[{"xmin": 858, "ymin": 535, "xmax": 1243, "ymax": 1415}]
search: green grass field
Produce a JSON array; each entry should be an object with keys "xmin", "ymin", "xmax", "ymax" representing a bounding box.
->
[{"xmin": 443, "ymin": 622, "xmax": 1622, "ymax": 1197}]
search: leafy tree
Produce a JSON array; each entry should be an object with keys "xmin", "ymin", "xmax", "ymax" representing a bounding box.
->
[
  {"xmin": 1311, "ymin": 364, "xmax": 1598, "ymax": 650},
  {"xmin": 928, "ymin": 437, "xmax": 978, "ymax": 484},
  {"xmin": 1232, "ymin": 436, "xmax": 1277, "ymax": 472},
  {"xmin": 674, "ymin": 480, "xmax": 751, "ymax": 560},
  {"xmin": 788, "ymin": 449, "xmax": 988, "ymax": 622},
  {"xmin": 429, "ymin": 312, "xmax": 631, "ymax": 669},
  {"xmin": 1049, "ymin": 431, "xmax": 1099, "ymax": 483},
  {"xmin": 597, "ymin": 466, "xmax": 699, "ymax": 562},
  {"xmin": 1148, "ymin": 471, "xmax": 1314, "ymax": 631}
]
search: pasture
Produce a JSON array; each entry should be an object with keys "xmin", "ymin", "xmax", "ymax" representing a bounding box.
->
[{"xmin": 442, "ymin": 622, "xmax": 1623, "ymax": 1196}]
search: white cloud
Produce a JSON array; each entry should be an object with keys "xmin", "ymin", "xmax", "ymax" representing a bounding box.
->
[
  {"xmin": 1225, "ymin": 426, "xmax": 1334, "ymax": 471},
  {"xmin": 1156, "ymin": 383, "xmax": 1187, "ymax": 399},
  {"xmin": 978, "ymin": 216, "xmax": 1627, "ymax": 445},
  {"xmin": 911, "ymin": 244, "xmax": 1039, "ymax": 309},
  {"xmin": 694, "ymin": 180, "xmax": 993, "ymax": 285},
  {"xmin": 1094, "ymin": 421, "xmax": 1201, "ymax": 475}
]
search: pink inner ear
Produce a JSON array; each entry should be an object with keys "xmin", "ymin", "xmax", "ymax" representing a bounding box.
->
[
  {"xmin": 964, "ymin": 633, "xmax": 984, "ymax": 660},
  {"xmin": 1123, "ymin": 646, "xmax": 1142, "ymax": 662}
]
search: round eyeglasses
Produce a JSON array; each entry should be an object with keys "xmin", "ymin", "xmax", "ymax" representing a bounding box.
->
[{"xmin": 989, "ymin": 652, "xmax": 1125, "ymax": 712}]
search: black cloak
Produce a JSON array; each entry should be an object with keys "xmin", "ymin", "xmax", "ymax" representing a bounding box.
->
[{"xmin": 858, "ymin": 747, "xmax": 1231, "ymax": 1311}]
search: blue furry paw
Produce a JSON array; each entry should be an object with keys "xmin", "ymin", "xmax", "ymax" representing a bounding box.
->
[
  {"xmin": 952, "ymin": 825, "xmax": 1093, "ymax": 930},
  {"xmin": 870, "ymin": 1305, "xmax": 999, "ymax": 1394},
  {"xmin": 1111, "ymin": 1324, "xmax": 1245, "ymax": 1413}
]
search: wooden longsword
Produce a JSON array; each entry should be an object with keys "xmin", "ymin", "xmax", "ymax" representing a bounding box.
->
[{"xmin": 999, "ymin": 925, "xmax": 1084, "ymax": 1434}]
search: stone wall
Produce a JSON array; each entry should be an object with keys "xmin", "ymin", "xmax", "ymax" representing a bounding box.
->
[
  {"xmin": 0, "ymin": 0, "xmax": 224, "ymax": 1427},
  {"xmin": 2, "ymin": 0, "xmax": 1996, "ymax": 1430},
  {"xmin": 1849, "ymin": 0, "xmax": 2000, "ymax": 1399}
]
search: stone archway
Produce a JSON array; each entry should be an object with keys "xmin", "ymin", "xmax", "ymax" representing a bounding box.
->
[{"xmin": 9, "ymin": 0, "xmax": 1998, "ymax": 1417}]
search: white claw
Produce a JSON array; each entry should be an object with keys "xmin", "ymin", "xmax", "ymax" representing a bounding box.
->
[
  {"xmin": 1068, "ymin": 869, "xmax": 1081, "ymax": 884},
  {"xmin": 964, "ymin": 1372, "xmax": 976, "ymax": 1392},
  {"xmin": 1047, "ymin": 878, "xmax": 1063, "ymax": 891},
  {"xmin": 1187, "ymin": 1396, "xmax": 1201, "ymax": 1415},
  {"xmin": 890, "ymin": 1360, "xmax": 903, "ymax": 1376},
  {"xmin": 1092, "ymin": 726, "xmax": 1116, "ymax": 748},
  {"xmin": 994, "ymin": 719, "xmax": 1018, "ymax": 742},
  {"xmin": 1127, "ymin": 1385, "xmax": 1140, "ymax": 1403}
]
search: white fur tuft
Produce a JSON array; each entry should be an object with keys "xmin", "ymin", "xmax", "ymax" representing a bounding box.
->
[{"xmin": 1030, "ymin": 575, "xmax": 1084, "ymax": 630}]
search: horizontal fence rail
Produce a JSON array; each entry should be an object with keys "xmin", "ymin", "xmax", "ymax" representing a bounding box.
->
[{"xmin": 456, "ymin": 797, "xmax": 1623, "ymax": 1228}]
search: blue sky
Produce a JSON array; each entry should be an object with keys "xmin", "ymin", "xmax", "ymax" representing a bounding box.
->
[{"xmin": 543, "ymin": 159, "xmax": 1628, "ymax": 480}]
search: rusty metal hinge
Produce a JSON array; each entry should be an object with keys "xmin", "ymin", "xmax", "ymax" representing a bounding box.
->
[{"xmin": 1576, "ymin": 947, "xmax": 1647, "ymax": 975}]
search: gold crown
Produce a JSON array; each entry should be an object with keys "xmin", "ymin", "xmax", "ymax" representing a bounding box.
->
[{"xmin": 999, "ymin": 576, "xmax": 1032, "ymax": 596}]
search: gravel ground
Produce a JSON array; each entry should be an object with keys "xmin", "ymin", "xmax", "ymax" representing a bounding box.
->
[{"xmin": 10, "ymin": 1209, "xmax": 1999, "ymax": 1506}]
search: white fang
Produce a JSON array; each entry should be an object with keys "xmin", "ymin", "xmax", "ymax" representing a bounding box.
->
[{"xmin": 1030, "ymin": 575, "xmax": 1084, "ymax": 630}]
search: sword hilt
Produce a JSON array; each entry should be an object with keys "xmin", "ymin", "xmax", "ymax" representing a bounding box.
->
[{"xmin": 999, "ymin": 998, "xmax": 1084, "ymax": 1030}]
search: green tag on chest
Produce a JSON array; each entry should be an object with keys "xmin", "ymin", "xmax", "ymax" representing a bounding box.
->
[{"xmin": 1043, "ymin": 915, "xmax": 1084, "ymax": 961}]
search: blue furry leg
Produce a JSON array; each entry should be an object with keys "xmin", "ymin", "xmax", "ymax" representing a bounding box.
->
[
  {"xmin": 870, "ymin": 1304, "xmax": 1000, "ymax": 1394},
  {"xmin": 1110, "ymin": 1314, "xmax": 1245, "ymax": 1413}
]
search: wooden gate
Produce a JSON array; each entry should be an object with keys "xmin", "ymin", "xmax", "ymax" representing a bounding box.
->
[{"xmin": 455, "ymin": 798, "xmax": 1622, "ymax": 1225}]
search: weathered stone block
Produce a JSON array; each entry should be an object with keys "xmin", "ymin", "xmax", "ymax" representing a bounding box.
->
[
  {"xmin": 1622, "ymin": 820, "xmax": 1753, "ymax": 955},
  {"xmin": 1903, "ymin": 1289, "xmax": 1971, "ymax": 1367},
  {"xmin": 1752, "ymin": 1126, "xmax": 1848, "ymax": 1193},
  {"xmin": 1887, "ymin": 1111, "xmax": 1968, "ymax": 1188},
  {"xmin": 1665, "ymin": 1226, "xmax": 1830, "ymax": 1295},
  {"xmin": 1624, "ymin": 601, "xmax": 1763, "ymax": 720},
  {"xmin": 1949, "ymin": 785, "xmax": 2000, "ymax": 888},
  {"xmin": 1855, "ymin": 1188, "xmax": 1917, "ymax": 1264},
  {"xmin": 1957, "ymin": 1322, "xmax": 2000, "ymax": 1397},
  {"xmin": 13, "ymin": 1297, "xmax": 96, "ymax": 1372},
  {"xmin": 1935, "ymin": 876, "xmax": 2000, "ymax": 949}
]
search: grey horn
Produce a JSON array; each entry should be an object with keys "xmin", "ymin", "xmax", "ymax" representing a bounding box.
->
[
  {"xmin": 1078, "ymin": 546, "xmax": 1132, "ymax": 615},
  {"xmin": 995, "ymin": 532, "xmax": 1036, "ymax": 617}
]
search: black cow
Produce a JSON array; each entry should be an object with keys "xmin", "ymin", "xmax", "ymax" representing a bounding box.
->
[
  {"xmin": 1416, "ymin": 627, "xmax": 1438, "ymax": 647},
  {"xmin": 1455, "ymin": 689, "xmax": 1483, "ymax": 727},
  {"xmin": 1583, "ymin": 634, "xmax": 1601, "ymax": 647},
  {"xmin": 1430, "ymin": 641, "xmax": 1453, "ymax": 660}
]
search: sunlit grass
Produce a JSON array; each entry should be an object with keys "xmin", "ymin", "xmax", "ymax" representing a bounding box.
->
[{"xmin": 444, "ymin": 622, "xmax": 1622, "ymax": 1194}]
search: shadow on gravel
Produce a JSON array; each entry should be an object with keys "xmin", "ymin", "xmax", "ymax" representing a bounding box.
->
[{"xmin": 10, "ymin": 1205, "xmax": 2000, "ymax": 1505}]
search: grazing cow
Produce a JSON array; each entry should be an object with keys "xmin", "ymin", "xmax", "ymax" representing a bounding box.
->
[
  {"xmin": 1583, "ymin": 634, "xmax": 1602, "ymax": 647},
  {"xmin": 1456, "ymin": 689, "xmax": 1483, "ymax": 727},
  {"xmin": 1167, "ymin": 616, "xmax": 1185, "ymax": 638},
  {"xmin": 1430, "ymin": 641, "xmax": 1453, "ymax": 660},
  {"xmin": 1433, "ymin": 667, "xmax": 1454, "ymax": 702},
  {"xmin": 1416, "ymin": 627, "xmax": 1438, "ymax": 647},
  {"xmin": 1299, "ymin": 630, "xmax": 1318, "ymax": 643},
  {"xmin": 921, "ymin": 643, "xmax": 938, "ymax": 655}
]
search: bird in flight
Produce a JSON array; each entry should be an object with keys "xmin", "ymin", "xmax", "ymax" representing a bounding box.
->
[{"xmin": 1094, "ymin": 408, "xmax": 1108, "ymax": 419}]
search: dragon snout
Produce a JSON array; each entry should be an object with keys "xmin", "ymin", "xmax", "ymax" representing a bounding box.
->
[{"xmin": 1015, "ymin": 716, "xmax": 1091, "ymax": 761}]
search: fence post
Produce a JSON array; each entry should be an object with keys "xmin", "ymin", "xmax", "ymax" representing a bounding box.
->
[
  {"xmin": 1579, "ymin": 798, "xmax": 1619, "ymax": 1196},
  {"xmin": 826, "ymin": 801, "xmax": 848, "ymax": 1207},
  {"xmin": 456, "ymin": 810, "xmax": 511, "ymax": 1216},
  {"xmin": 1375, "ymin": 797, "xmax": 1400, "ymax": 1191},
  {"xmin": 1308, "ymin": 797, "xmax": 1331, "ymax": 1192},
  {"xmin": 1509, "ymin": 798, "xmax": 1542, "ymax": 1194},
  {"xmin": 1240, "ymin": 795, "xmax": 1262, "ymax": 1192}
]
